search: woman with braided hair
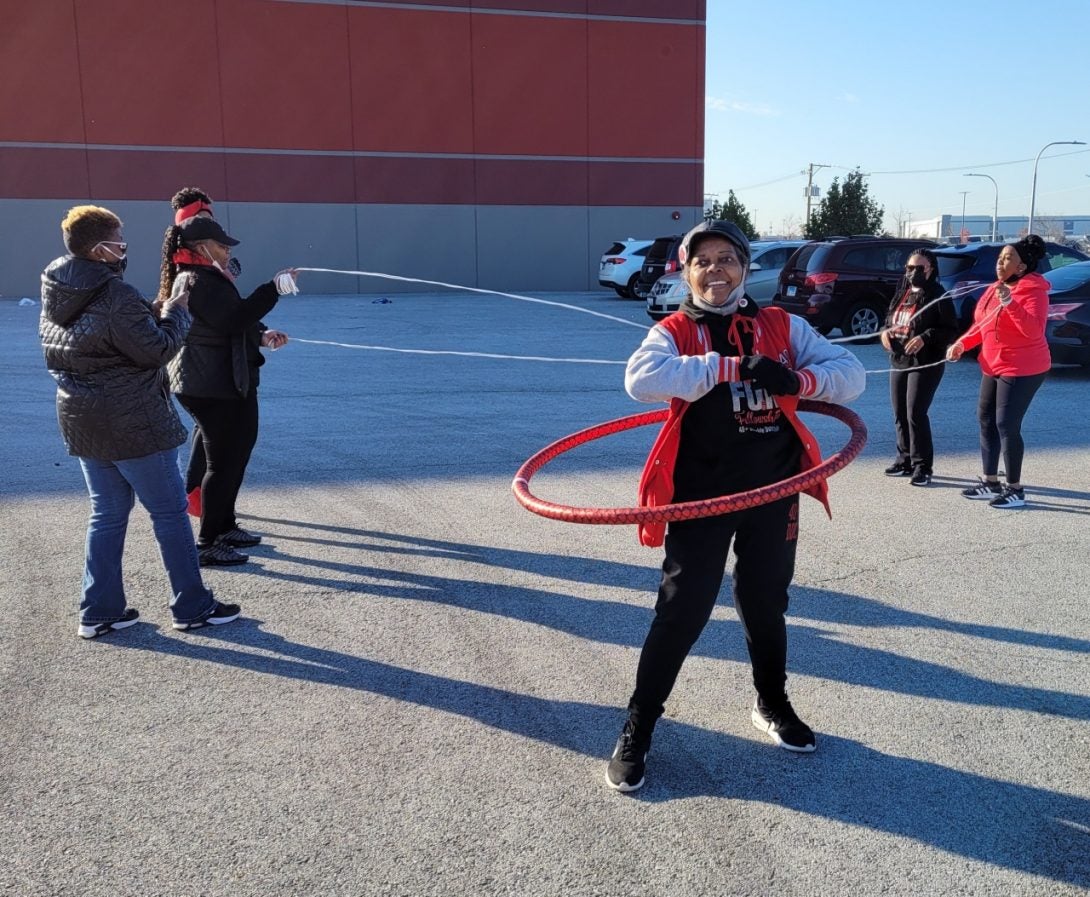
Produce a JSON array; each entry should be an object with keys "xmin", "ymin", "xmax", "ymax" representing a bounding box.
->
[
  {"xmin": 947, "ymin": 234, "xmax": 1051, "ymax": 509},
  {"xmin": 165, "ymin": 186, "xmax": 216, "ymax": 516},
  {"xmin": 159, "ymin": 215, "xmax": 298, "ymax": 566}
]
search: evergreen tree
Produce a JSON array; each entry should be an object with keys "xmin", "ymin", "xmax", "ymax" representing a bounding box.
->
[
  {"xmin": 804, "ymin": 169, "xmax": 884, "ymax": 238},
  {"xmin": 704, "ymin": 191, "xmax": 759, "ymax": 239}
]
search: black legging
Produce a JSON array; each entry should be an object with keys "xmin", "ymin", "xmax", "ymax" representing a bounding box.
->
[
  {"xmin": 977, "ymin": 373, "xmax": 1045, "ymax": 484},
  {"xmin": 889, "ymin": 364, "xmax": 945, "ymax": 473},
  {"xmin": 176, "ymin": 392, "xmax": 259, "ymax": 545}
]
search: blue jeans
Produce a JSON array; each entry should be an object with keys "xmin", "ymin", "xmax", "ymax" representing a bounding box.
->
[{"xmin": 78, "ymin": 448, "xmax": 216, "ymax": 625}]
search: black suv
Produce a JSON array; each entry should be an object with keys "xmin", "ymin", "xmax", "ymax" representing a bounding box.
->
[
  {"xmin": 933, "ymin": 241, "xmax": 1089, "ymax": 330},
  {"xmin": 772, "ymin": 237, "xmax": 939, "ymax": 337},
  {"xmin": 633, "ymin": 234, "xmax": 682, "ymax": 300}
]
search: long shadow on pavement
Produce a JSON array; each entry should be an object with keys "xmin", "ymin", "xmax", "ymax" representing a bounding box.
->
[
  {"xmin": 112, "ymin": 620, "xmax": 1089, "ymax": 888},
  {"xmin": 239, "ymin": 523, "xmax": 1090, "ymax": 722}
]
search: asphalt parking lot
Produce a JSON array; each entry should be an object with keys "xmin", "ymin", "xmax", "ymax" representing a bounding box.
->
[{"xmin": 2, "ymin": 286, "xmax": 1088, "ymax": 897}]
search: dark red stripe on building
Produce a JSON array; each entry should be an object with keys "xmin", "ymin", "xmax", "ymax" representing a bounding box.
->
[{"xmin": 0, "ymin": 147, "xmax": 700, "ymax": 206}]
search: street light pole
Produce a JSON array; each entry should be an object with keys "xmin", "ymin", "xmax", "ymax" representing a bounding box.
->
[
  {"xmin": 804, "ymin": 163, "xmax": 830, "ymax": 232},
  {"xmin": 965, "ymin": 172, "xmax": 998, "ymax": 241},
  {"xmin": 958, "ymin": 191, "xmax": 970, "ymax": 243},
  {"xmin": 1028, "ymin": 140, "xmax": 1086, "ymax": 234}
]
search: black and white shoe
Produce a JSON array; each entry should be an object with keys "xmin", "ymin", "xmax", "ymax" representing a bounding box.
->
[
  {"xmin": 172, "ymin": 601, "xmax": 242, "ymax": 631},
  {"xmin": 218, "ymin": 527, "xmax": 262, "ymax": 548},
  {"xmin": 78, "ymin": 607, "xmax": 139, "ymax": 639},
  {"xmin": 751, "ymin": 698, "xmax": 816, "ymax": 752},
  {"xmin": 884, "ymin": 461, "xmax": 912, "ymax": 477},
  {"xmin": 989, "ymin": 486, "xmax": 1026, "ymax": 509},
  {"xmin": 961, "ymin": 478, "xmax": 1003, "ymax": 500},
  {"xmin": 910, "ymin": 469, "xmax": 932, "ymax": 487},
  {"xmin": 198, "ymin": 539, "xmax": 249, "ymax": 567},
  {"xmin": 605, "ymin": 718, "xmax": 654, "ymax": 792}
]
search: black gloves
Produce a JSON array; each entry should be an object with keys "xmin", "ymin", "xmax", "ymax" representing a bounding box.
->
[{"xmin": 741, "ymin": 355, "xmax": 801, "ymax": 396}]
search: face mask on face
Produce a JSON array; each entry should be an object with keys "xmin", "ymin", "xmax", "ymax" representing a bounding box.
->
[
  {"xmin": 908, "ymin": 269, "xmax": 928, "ymax": 289},
  {"xmin": 94, "ymin": 241, "xmax": 128, "ymax": 274}
]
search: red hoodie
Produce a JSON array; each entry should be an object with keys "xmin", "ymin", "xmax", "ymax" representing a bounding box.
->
[{"xmin": 959, "ymin": 272, "xmax": 1050, "ymax": 377}]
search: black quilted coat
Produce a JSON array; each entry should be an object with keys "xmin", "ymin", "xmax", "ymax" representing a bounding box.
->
[
  {"xmin": 167, "ymin": 265, "xmax": 279, "ymax": 400},
  {"xmin": 39, "ymin": 256, "xmax": 191, "ymax": 460}
]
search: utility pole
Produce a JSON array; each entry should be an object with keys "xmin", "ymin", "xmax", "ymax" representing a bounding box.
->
[
  {"xmin": 804, "ymin": 163, "xmax": 830, "ymax": 232},
  {"xmin": 959, "ymin": 191, "xmax": 970, "ymax": 242}
]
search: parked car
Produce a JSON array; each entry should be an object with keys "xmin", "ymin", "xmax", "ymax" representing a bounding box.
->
[
  {"xmin": 632, "ymin": 234, "xmax": 683, "ymax": 300},
  {"xmin": 1044, "ymin": 260, "xmax": 1090, "ymax": 366},
  {"xmin": 933, "ymin": 241, "xmax": 1089, "ymax": 330},
  {"xmin": 645, "ymin": 239, "xmax": 807, "ymax": 320},
  {"xmin": 772, "ymin": 237, "xmax": 939, "ymax": 337},
  {"xmin": 598, "ymin": 239, "xmax": 653, "ymax": 298}
]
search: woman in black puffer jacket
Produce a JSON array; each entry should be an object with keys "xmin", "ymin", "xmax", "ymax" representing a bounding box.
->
[
  {"xmin": 160, "ymin": 215, "xmax": 296, "ymax": 567},
  {"xmin": 39, "ymin": 205, "xmax": 239, "ymax": 637},
  {"xmin": 879, "ymin": 247, "xmax": 958, "ymax": 486}
]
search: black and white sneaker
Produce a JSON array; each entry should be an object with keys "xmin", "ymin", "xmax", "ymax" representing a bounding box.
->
[
  {"xmin": 989, "ymin": 486, "xmax": 1026, "ymax": 509},
  {"xmin": 910, "ymin": 469, "xmax": 932, "ymax": 487},
  {"xmin": 751, "ymin": 698, "xmax": 816, "ymax": 752},
  {"xmin": 605, "ymin": 718, "xmax": 654, "ymax": 792},
  {"xmin": 78, "ymin": 607, "xmax": 139, "ymax": 639},
  {"xmin": 198, "ymin": 539, "xmax": 249, "ymax": 567},
  {"xmin": 172, "ymin": 601, "xmax": 242, "ymax": 631},
  {"xmin": 218, "ymin": 527, "xmax": 261, "ymax": 548},
  {"xmin": 961, "ymin": 479, "xmax": 1003, "ymax": 500},
  {"xmin": 884, "ymin": 461, "xmax": 911, "ymax": 477}
]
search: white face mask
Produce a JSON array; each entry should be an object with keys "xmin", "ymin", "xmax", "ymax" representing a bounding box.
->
[
  {"xmin": 94, "ymin": 241, "xmax": 127, "ymax": 263},
  {"xmin": 200, "ymin": 245, "xmax": 226, "ymax": 274}
]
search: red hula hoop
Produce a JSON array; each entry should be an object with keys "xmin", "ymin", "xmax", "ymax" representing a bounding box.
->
[{"xmin": 511, "ymin": 400, "xmax": 867, "ymax": 525}]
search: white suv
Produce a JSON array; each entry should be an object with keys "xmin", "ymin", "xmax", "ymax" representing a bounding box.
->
[
  {"xmin": 598, "ymin": 239, "xmax": 653, "ymax": 298},
  {"xmin": 646, "ymin": 239, "xmax": 806, "ymax": 320}
]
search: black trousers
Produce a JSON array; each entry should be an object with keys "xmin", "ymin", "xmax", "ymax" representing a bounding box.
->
[
  {"xmin": 977, "ymin": 373, "xmax": 1045, "ymax": 484},
  {"xmin": 889, "ymin": 364, "xmax": 945, "ymax": 473},
  {"xmin": 629, "ymin": 495, "xmax": 799, "ymax": 724},
  {"xmin": 176, "ymin": 392, "xmax": 259, "ymax": 545}
]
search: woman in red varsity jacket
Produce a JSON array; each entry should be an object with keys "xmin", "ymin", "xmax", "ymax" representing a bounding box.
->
[{"xmin": 605, "ymin": 220, "xmax": 865, "ymax": 793}]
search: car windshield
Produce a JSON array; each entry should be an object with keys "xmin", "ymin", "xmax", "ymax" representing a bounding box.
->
[
  {"xmin": 791, "ymin": 243, "xmax": 829, "ymax": 272},
  {"xmin": 1045, "ymin": 262, "xmax": 1090, "ymax": 291},
  {"xmin": 935, "ymin": 255, "xmax": 977, "ymax": 278},
  {"xmin": 645, "ymin": 237, "xmax": 676, "ymax": 263}
]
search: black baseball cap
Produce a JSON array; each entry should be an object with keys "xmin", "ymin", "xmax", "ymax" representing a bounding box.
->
[
  {"xmin": 678, "ymin": 220, "xmax": 749, "ymax": 267},
  {"xmin": 179, "ymin": 215, "xmax": 239, "ymax": 246}
]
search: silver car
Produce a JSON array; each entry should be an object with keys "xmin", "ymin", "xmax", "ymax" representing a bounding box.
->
[{"xmin": 645, "ymin": 240, "xmax": 806, "ymax": 320}]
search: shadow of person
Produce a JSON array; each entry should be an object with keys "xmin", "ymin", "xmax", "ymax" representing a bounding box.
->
[{"xmin": 114, "ymin": 619, "xmax": 1089, "ymax": 888}]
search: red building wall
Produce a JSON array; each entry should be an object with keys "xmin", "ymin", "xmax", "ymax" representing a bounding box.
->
[{"xmin": 0, "ymin": 0, "xmax": 705, "ymax": 206}]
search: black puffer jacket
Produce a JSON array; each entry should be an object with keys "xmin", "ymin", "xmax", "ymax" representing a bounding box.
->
[
  {"xmin": 884, "ymin": 279, "xmax": 958, "ymax": 369},
  {"xmin": 39, "ymin": 256, "xmax": 191, "ymax": 460},
  {"xmin": 168, "ymin": 265, "xmax": 279, "ymax": 400}
]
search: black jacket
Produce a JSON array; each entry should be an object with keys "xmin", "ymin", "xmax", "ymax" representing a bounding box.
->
[
  {"xmin": 884, "ymin": 279, "xmax": 958, "ymax": 369},
  {"xmin": 39, "ymin": 256, "xmax": 190, "ymax": 460},
  {"xmin": 168, "ymin": 265, "xmax": 279, "ymax": 400}
]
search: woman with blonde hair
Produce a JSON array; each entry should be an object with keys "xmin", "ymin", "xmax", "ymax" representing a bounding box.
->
[{"xmin": 39, "ymin": 205, "xmax": 240, "ymax": 636}]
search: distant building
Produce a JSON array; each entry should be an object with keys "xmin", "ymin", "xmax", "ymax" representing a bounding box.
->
[{"xmin": 904, "ymin": 214, "xmax": 1090, "ymax": 244}]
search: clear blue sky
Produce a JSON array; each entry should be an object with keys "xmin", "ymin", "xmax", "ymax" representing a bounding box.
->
[{"xmin": 703, "ymin": 0, "xmax": 1090, "ymax": 235}]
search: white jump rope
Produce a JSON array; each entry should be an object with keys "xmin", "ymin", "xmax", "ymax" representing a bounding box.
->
[{"xmin": 273, "ymin": 267, "xmax": 1005, "ymax": 375}]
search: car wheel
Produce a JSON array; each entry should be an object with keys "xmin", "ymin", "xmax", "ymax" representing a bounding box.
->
[
  {"xmin": 842, "ymin": 302, "xmax": 883, "ymax": 338},
  {"xmin": 624, "ymin": 272, "xmax": 641, "ymax": 299},
  {"xmin": 613, "ymin": 286, "xmax": 628, "ymax": 298}
]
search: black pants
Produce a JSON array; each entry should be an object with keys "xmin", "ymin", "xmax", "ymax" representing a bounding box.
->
[
  {"xmin": 889, "ymin": 364, "xmax": 945, "ymax": 473},
  {"xmin": 629, "ymin": 495, "xmax": 799, "ymax": 724},
  {"xmin": 977, "ymin": 373, "xmax": 1045, "ymax": 484},
  {"xmin": 184, "ymin": 423, "xmax": 206, "ymax": 494},
  {"xmin": 177, "ymin": 392, "xmax": 259, "ymax": 545}
]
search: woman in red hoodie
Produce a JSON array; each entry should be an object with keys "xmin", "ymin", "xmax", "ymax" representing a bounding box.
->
[{"xmin": 947, "ymin": 234, "xmax": 1050, "ymax": 509}]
